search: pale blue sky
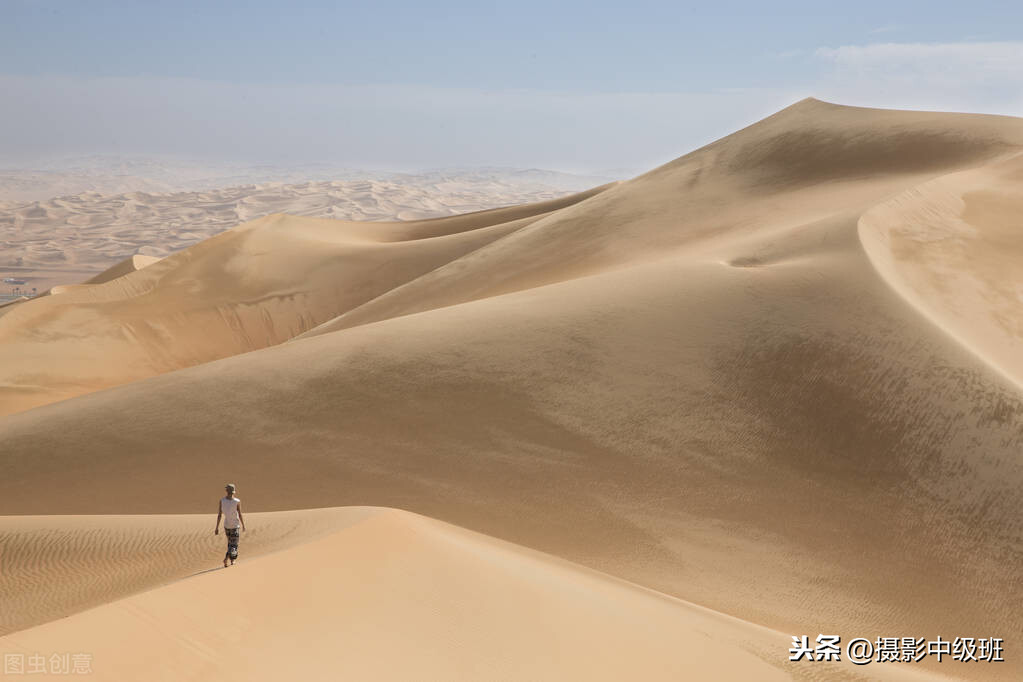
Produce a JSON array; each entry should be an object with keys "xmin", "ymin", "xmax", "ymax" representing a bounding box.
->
[{"xmin": 2, "ymin": 1, "xmax": 1022, "ymax": 172}]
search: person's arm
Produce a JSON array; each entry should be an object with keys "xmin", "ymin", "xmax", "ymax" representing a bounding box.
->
[
  {"xmin": 237, "ymin": 503, "xmax": 246, "ymax": 532},
  {"xmin": 215, "ymin": 501, "xmax": 222, "ymax": 534}
]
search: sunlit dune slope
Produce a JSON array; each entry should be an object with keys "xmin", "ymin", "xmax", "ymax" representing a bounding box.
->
[
  {"xmin": 84, "ymin": 254, "xmax": 162, "ymax": 285},
  {"xmin": 0, "ymin": 507, "xmax": 938, "ymax": 682},
  {"xmin": 44, "ymin": 255, "xmax": 162, "ymax": 296},
  {"xmin": 0, "ymin": 508, "xmax": 367, "ymax": 636},
  {"xmin": 860, "ymin": 151, "xmax": 1023, "ymax": 388},
  {"xmin": 2, "ymin": 99, "xmax": 1023, "ymax": 680},
  {"xmin": 0, "ymin": 187, "xmax": 608, "ymax": 415},
  {"xmin": 299, "ymin": 97, "xmax": 1023, "ymax": 337}
]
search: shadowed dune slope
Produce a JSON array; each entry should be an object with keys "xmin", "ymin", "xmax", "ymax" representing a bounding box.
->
[
  {"xmin": 2, "ymin": 100, "xmax": 1023, "ymax": 680},
  {"xmin": 0, "ymin": 508, "xmax": 940, "ymax": 682},
  {"xmin": 0, "ymin": 187, "xmax": 608, "ymax": 415}
]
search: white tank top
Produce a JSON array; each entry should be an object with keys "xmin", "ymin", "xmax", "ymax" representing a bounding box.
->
[{"xmin": 221, "ymin": 496, "xmax": 241, "ymax": 529}]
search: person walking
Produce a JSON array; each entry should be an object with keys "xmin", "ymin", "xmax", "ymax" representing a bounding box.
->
[{"xmin": 214, "ymin": 483, "xmax": 246, "ymax": 567}]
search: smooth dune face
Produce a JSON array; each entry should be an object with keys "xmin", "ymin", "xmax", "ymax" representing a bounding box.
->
[
  {"xmin": 2, "ymin": 98, "xmax": 1023, "ymax": 680},
  {"xmin": 0, "ymin": 188, "xmax": 608, "ymax": 415},
  {"xmin": 297, "ymin": 101, "xmax": 1023, "ymax": 339}
]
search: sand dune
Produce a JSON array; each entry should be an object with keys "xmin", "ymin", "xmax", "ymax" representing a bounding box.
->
[
  {"xmin": 2, "ymin": 98, "xmax": 1022, "ymax": 679},
  {"xmin": 0, "ymin": 508, "xmax": 361, "ymax": 636},
  {"xmin": 1, "ymin": 507, "xmax": 940, "ymax": 681},
  {"xmin": 0, "ymin": 161, "xmax": 616, "ymax": 203},
  {"xmin": 860, "ymin": 151, "xmax": 1023, "ymax": 388},
  {"xmin": 84, "ymin": 253, "xmax": 162, "ymax": 284},
  {"xmin": 299, "ymin": 99, "xmax": 1023, "ymax": 337},
  {"xmin": 43, "ymin": 256, "xmax": 162, "ymax": 296},
  {"xmin": 0, "ymin": 187, "xmax": 608, "ymax": 414}
]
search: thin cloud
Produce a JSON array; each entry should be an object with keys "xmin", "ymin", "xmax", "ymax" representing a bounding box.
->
[
  {"xmin": 816, "ymin": 41, "xmax": 1023, "ymax": 80},
  {"xmin": 812, "ymin": 42, "xmax": 1023, "ymax": 115},
  {"xmin": 769, "ymin": 49, "xmax": 805, "ymax": 59}
]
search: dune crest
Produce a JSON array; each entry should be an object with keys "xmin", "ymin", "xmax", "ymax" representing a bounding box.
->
[
  {"xmin": 0, "ymin": 188, "xmax": 608, "ymax": 415},
  {"xmin": 84, "ymin": 254, "xmax": 162, "ymax": 284},
  {"xmin": 299, "ymin": 97, "xmax": 1023, "ymax": 339},
  {"xmin": 0, "ymin": 507, "xmax": 939, "ymax": 681},
  {"xmin": 859, "ymin": 150, "xmax": 1023, "ymax": 388}
]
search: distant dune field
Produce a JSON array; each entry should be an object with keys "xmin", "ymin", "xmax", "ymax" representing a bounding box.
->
[
  {"xmin": 2, "ymin": 99, "xmax": 1023, "ymax": 680},
  {"xmin": 0, "ymin": 169, "xmax": 606, "ymax": 293}
]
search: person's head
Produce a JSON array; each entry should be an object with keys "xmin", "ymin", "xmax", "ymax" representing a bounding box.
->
[{"xmin": 225, "ymin": 483, "xmax": 236, "ymax": 497}]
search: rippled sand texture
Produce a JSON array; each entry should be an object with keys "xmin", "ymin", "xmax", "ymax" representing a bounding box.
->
[
  {"xmin": 2, "ymin": 99, "xmax": 1023, "ymax": 680},
  {"xmin": 2, "ymin": 509, "xmax": 943, "ymax": 682}
]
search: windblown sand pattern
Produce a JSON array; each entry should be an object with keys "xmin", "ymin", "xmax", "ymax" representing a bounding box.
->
[
  {"xmin": 2, "ymin": 99, "xmax": 1022, "ymax": 680},
  {"xmin": 2, "ymin": 508, "xmax": 940, "ymax": 681},
  {"xmin": 0, "ymin": 509, "xmax": 360, "ymax": 636}
]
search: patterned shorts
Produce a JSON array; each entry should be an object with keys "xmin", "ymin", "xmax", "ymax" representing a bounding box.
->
[{"xmin": 225, "ymin": 527, "xmax": 240, "ymax": 559}]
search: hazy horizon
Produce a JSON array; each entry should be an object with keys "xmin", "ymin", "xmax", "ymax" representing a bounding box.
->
[{"xmin": 3, "ymin": 1, "xmax": 1022, "ymax": 173}]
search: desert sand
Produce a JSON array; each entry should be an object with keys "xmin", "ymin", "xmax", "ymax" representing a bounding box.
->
[
  {"xmin": 0, "ymin": 169, "xmax": 604, "ymax": 294},
  {"xmin": 2, "ymin": 508, "xmax": 950, "ymax": 681},
  {"xmin": 0, "ymin": 188, "xmax": 607, "ymax": 413},
  {"xmin": 2, "ymin": 98, "xmax": 1022, "ymax": 679}
]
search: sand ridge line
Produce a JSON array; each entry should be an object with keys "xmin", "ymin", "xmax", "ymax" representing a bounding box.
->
[{"xmin": 0, "ymin": 507, "xmax": 942, "ymax": 681}]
